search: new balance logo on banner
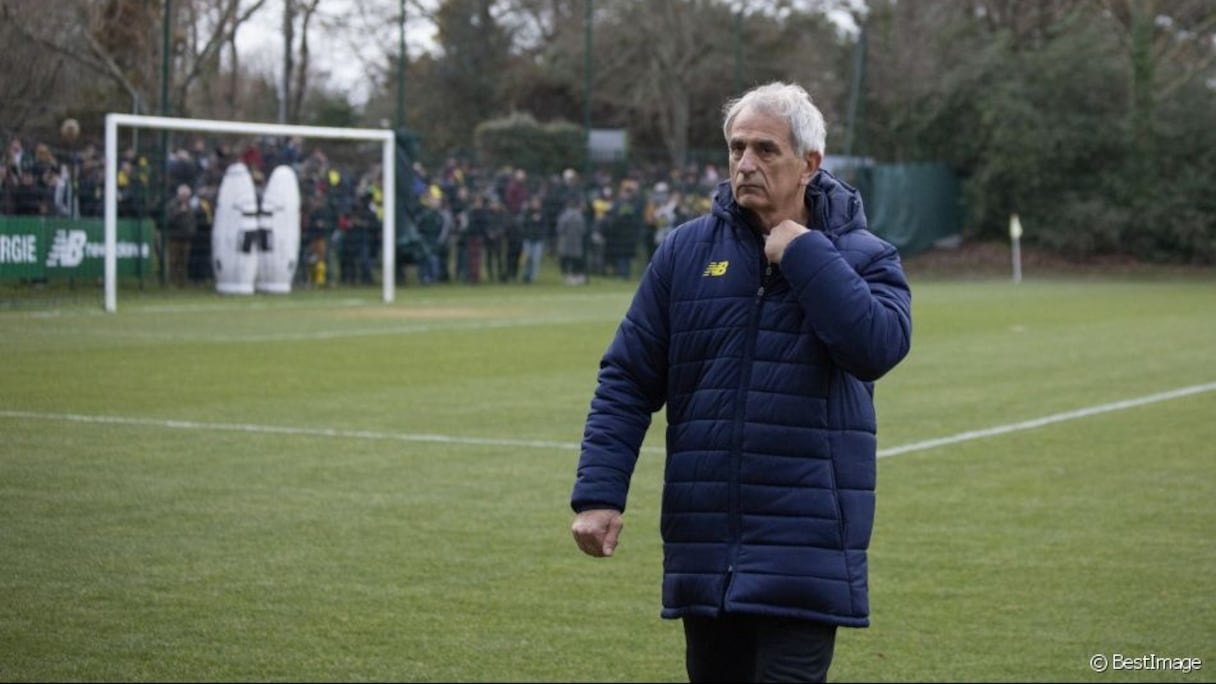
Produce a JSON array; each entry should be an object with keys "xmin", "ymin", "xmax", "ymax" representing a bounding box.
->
[{"xmin": 46, "ymin": 229, "xmax": 89, "ymax": 268}]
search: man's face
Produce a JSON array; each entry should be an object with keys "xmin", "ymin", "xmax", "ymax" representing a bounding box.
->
[{"xmin": 727, "ymin": 106, "xmax": 819, "ymax": 229}]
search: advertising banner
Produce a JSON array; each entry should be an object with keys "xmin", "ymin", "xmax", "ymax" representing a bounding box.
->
[{"xmin": 0, "ymin": 217, "xmax": 153, "ymax": 280}]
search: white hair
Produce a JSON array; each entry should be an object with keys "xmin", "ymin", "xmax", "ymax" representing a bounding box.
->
[{"xmin": 722, "ymin": 81, "xmax": 827, "ymax": 158}]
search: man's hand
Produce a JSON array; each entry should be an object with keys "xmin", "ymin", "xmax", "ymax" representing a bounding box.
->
[
  {"xmin": 571, "ymin": 508, "xmax": 623, "ymax": 557},
  {"xmin": 764, "ymin": 219, "xmax": 811, "ymax": 264}
]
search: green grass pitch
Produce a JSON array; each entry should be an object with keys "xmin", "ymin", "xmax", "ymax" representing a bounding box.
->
[{"xmin": 2, "ymin": 263, "xmax": 1214, "ymax": 681}]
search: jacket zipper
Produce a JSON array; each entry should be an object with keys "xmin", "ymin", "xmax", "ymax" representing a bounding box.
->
[
  {"xmin": 757, "ymin": 262, "xmax": 775, "ymax": 299},
  {"xmin": 725, "ymin": 245, "xmax": 773, "ymax": 608}
]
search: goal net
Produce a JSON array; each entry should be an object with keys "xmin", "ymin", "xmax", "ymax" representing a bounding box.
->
[{"xmin": 102, "ymin": 113, "xmax": 397, "ymax": 312}]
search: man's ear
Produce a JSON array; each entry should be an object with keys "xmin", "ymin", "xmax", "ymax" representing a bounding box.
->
[{"xmin": 802, "ymin": 151, "xmax": 823, "ymax": 185}]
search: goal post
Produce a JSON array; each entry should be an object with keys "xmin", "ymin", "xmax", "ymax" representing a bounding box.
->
[{"xmin": 103, "ymin": 113, "xmax": 397, "ymax": 312}]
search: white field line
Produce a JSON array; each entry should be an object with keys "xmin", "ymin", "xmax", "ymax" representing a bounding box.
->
[
  {"xmin": 3, "ymin": 382, "xmax": 1214, "ymax": 458},
  {"xmin": 14, "ymin": 291, "xmax": 628, "ymax": 318},
  {"xmin": 0, "ymin": 411, "xmax": 586, "ymax": 452},
  {"xmin": 876, "ymin": 381, "xmax": 1216, "ymax": 458},
  {"xmin": 22, "ymin": 313, "xmax": 618, "ymax": 344}
]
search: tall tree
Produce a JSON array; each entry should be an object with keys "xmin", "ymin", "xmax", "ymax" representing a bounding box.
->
[
  {"xmin": 1097, "ymin": 0, "xmax": 1216, "ymax": 161},
  {"xmin": 0, "ymin": 0, "xmax": 159, "ymax": 125},
  {"xmin": 173, "ymin": 0, "xmax": 270, "ymax": 117},
  {"xmin": 590, "ymin": 0, "xmax": 729, "ymax": 168},
  {"xmin": 0, "ymin": 0, "xmax": 93, "ymax": 136},
  {"xmin": 420, "ymin": 0, "xmax": 514, "ymax": 155}
]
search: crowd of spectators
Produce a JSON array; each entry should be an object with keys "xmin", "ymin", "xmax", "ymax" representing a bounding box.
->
[
  {"xmin": 2, "ymin": 131, "xmax": 726, "ymax": 287},
  {"xmin": 401, "ymin": 157, "xmax": 721, "ymax": 288}
]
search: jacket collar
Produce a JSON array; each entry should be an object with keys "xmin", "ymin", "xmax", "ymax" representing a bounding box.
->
[{"xmin": 712, "ymin": 168, "xmax": 864, "ymax": 238}]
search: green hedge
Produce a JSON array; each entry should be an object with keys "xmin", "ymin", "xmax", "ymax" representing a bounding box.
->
[{"xmin": 474, "ymin": 112, "xmax": 586, "ymax": 177}]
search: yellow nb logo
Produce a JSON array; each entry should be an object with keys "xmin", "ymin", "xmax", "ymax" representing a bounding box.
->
[{"xmin": 703, "ymin": 261, "xmax": 729, "ymax": 277}]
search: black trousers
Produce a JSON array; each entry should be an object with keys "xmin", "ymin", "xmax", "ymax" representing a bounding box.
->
[{"xmin": 683, "ymin": 613, "xmax": 837, "ymax": 683}]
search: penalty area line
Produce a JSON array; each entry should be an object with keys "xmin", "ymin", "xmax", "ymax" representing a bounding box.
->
[
  {"xmin": 877, "ymin": 381, "xmax": 1216, "ymax": 458},
  {"xmin": 0, "ymin": 410, "xmax": 585, "ymax": 452},
  {"xmin": 2, "ymin": 381, "xmax": 1214, "ymax": 458}
]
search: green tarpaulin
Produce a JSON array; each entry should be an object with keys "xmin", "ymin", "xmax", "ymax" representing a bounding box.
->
[{"xmin": 845, "ymin": 161, "xmax": 963, "ymax": 256}]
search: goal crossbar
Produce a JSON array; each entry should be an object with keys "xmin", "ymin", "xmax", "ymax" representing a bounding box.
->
[{"xmin": 103, "ymin": 113, "xmax": 397, "ymax": 312}]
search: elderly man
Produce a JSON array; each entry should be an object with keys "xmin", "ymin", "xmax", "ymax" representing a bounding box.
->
[
  {"xmin": 570, "ymin": 81, "xmax": 913, "ymax": 683},
  {"xmin": 162, "ymin": 184, "xmax": 198, "ymax": 288}
]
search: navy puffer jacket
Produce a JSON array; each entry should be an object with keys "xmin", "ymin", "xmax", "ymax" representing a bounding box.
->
[{"xmin": 572, "ymin": 169, "xmax": 912, "ymax": 627}]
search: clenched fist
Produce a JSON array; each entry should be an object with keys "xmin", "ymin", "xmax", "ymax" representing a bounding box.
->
[{"xmin": 571, "ymin": 508, "xmax": 624, "ymax": 557}]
